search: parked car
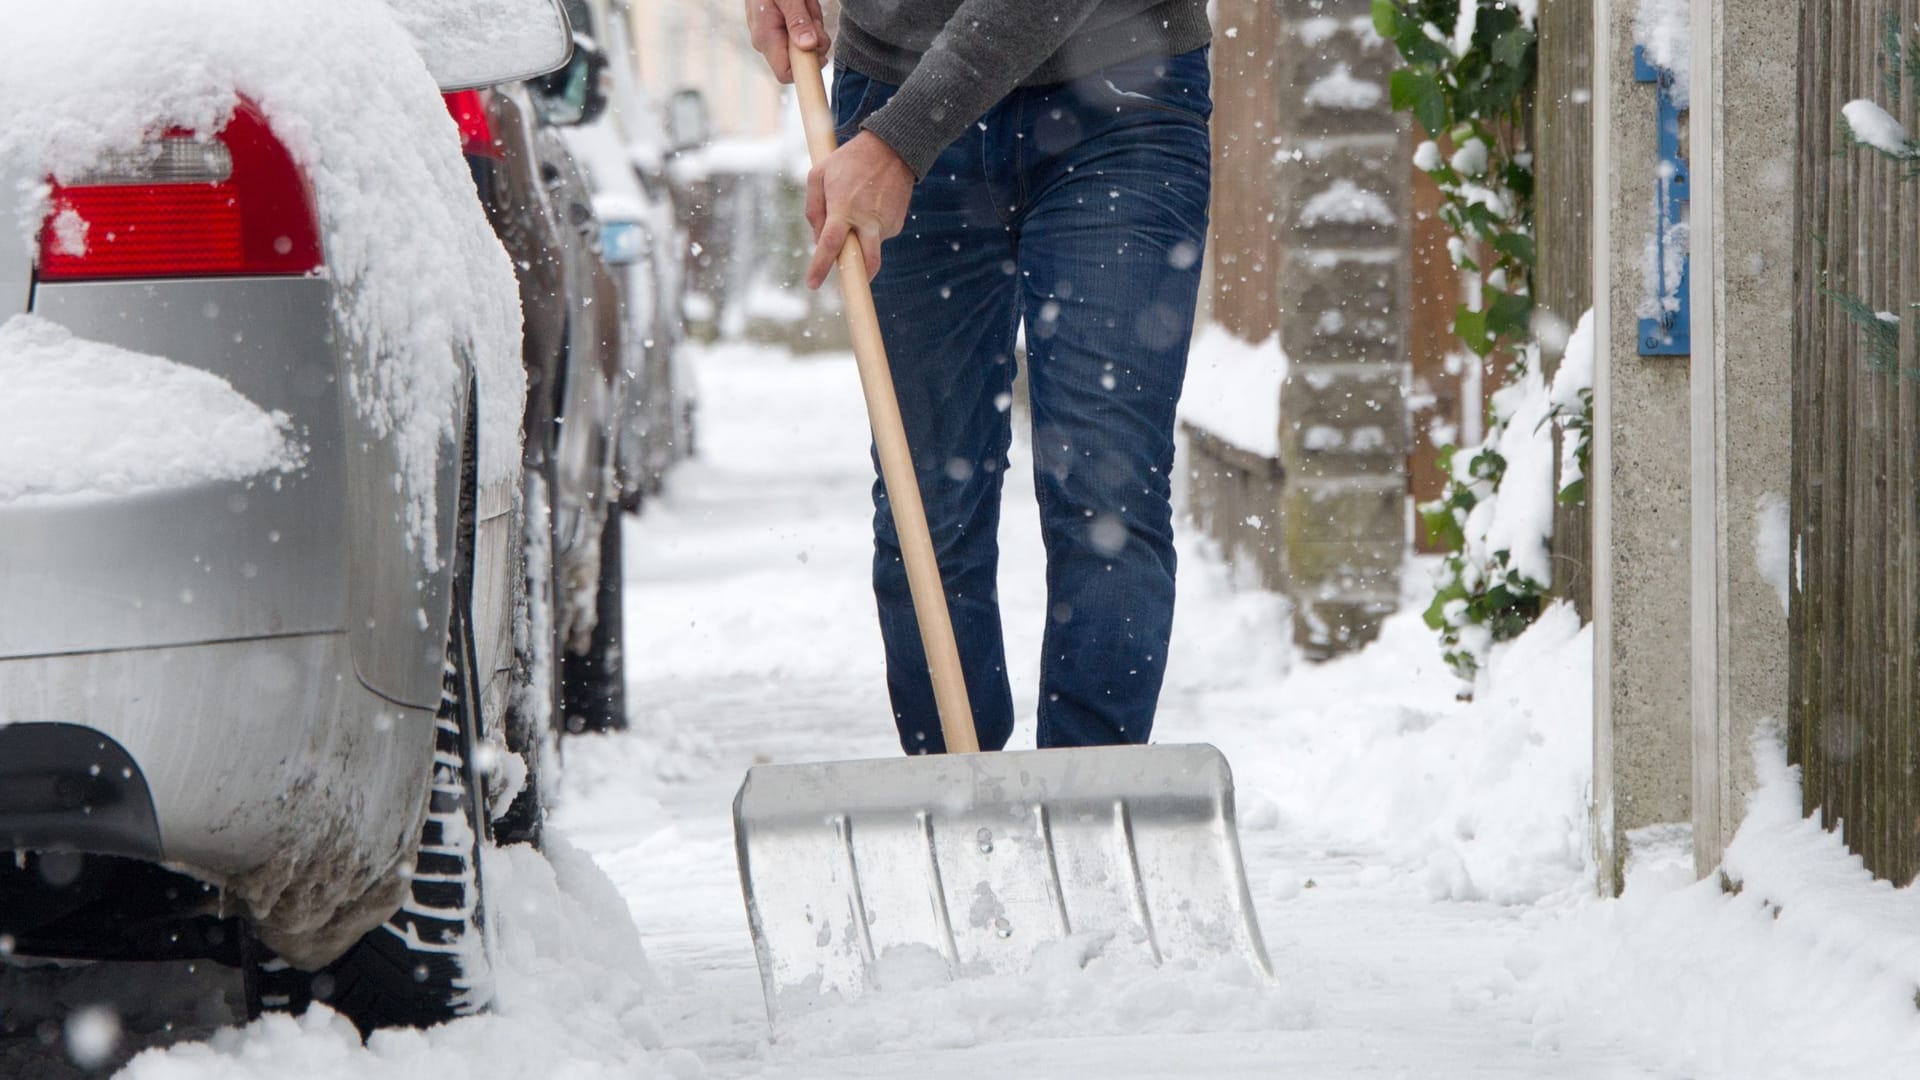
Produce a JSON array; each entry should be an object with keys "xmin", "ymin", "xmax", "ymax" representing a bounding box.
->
[
  {"xmin": 445, "ymin": 38, "xmax": 631, "ymax": 759},
  {"xmin": 0, "ymin": 0, "xmax": 572, "ymax": 1034},
  {"xmin": 560, "ymin": 0, "xmax": 698, "ymax": 508}
]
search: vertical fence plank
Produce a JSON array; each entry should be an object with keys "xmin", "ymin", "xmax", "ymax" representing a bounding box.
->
[
  {"xmin": 1897, "ymin": 0, "xmax": 1920, "ymax": 886},
  {"xmin": 1820, "ymin": 0, "xmax": 1845, "ymax": 832},
  {"xmin": 1791, "ymin": 0, "xmax": 1824, "ymax": 818},
  {"xmin": 1792, "ymin": 0, "xmax": 1920, "ymax": 883},
  {"xmin": 1852, "ymin": 0, "xmax": 1876, "ymax": 867}
]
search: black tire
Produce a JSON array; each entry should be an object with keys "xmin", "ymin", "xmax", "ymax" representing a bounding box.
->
[
  {"xmin": 559, "ymin": 504, "xmax": 627, "ymax": 734},
  {"xmin": 261, "ymin": 601, "xmax": 494, "ymax": 1034}
]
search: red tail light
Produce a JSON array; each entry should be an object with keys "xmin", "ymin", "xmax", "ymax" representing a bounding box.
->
[
  {"xmin": 443, "ymin": 90, "xmax": 502, "ymax": 160},
  {"xmin": 37, "ymin": 101, "xmax": 322, "ymax": 282}
]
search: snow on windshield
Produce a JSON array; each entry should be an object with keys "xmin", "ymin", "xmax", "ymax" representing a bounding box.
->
[
  {"xmin": 0, "ymin": 315, "xmax": 301, "ymax": 503},
  {"xmin": 0, "ymin": 0, "xmax": 526, "ymax": 565}
]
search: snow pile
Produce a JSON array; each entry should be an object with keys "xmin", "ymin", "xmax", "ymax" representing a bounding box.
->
[
  {"xmin": 1753, "ymin": 492, "xmax": 1791, "ymax": 614},
  {"xmin": 1178, "ymin": 324, "xmax": 1287, "ymax": 459},
  {"xmin": 1187, "ymin": 600, "xmax": 1594, "ymax": 906},
  {"xmin": 0, "ymin": 315, "xmax": 301, "ymax": 504},
  {"xmin": 1843, "ymin": 99, "xmax": 1914, "ymax": 158},
  {"xmin": 0, "ymin": 0, "xmax": 527, "ymax": 564},
  {"xmin": 1465, "ymin": 351, "xmax": 1557, "ymax": 588},
  {"xmin": 1303, "ymin": 64, "xmax": 1384, "ymax": 111},
  {"xmin": 1298, "ymin": 179, "xmax": 1396, "ymax": 228},
  {"xmin": 771, "ymin": 942, "xmax": 1311, "ymax": 1057},
  {"xmin": 1548, "ymin": 310, "xmax": 1595, "ymax": 494},
  {"xmin": 1633, "ymin": 0, "xmax": 1691, "ymax": 107},
  {"xmin": 117, "ymin": 838, "xmax": 681, "ymax": 1080},
  {"xmin": 1521, "ymin": 739, "xmax": 1920, "ymax": 1078},
  {"xmin": 1175, "ymin": 588, "xmax": 1597, "ymax": 907},
  {"xmin": 1639, "ymin": 208, "xmax": 1690, "ymax": 322}
]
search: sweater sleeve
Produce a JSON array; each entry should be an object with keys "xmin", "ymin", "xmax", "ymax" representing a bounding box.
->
[{"xmin": 857, "ymin": 0, "xmax": 1108, "ymax": 178}]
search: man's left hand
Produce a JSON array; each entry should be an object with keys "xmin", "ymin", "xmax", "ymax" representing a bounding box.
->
[{"xmin": 805, "ymin": 131, "xmax": 915, "ymax": 290}]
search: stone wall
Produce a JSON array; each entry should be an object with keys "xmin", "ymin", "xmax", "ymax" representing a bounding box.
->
[
  {"xmin": 1185, "ymin": 0, "xmax": 1413, "ymax": 660},
  {"xmin": 1271, "ymin": 0, "xmax": 1412, "ymax": 658}
]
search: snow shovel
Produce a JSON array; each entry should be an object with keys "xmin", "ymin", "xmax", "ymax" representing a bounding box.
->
[{"xmin": 731, "ymin": 43, "xmax": 1274, "ymax": 1025}]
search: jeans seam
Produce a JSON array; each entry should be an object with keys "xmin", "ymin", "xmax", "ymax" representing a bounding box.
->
[{"xmin": 1013, "ymin": 93, "xmax": 1030, "ymax": 216}]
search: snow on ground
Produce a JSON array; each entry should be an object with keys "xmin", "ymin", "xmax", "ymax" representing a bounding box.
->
[
  {"xmin": 1177, "ymin": 324, "xmax": 1286, "ymax": 458},
  {"xmin": 0, "ymin": 315, "xmax": 301, "ymax": 504},
  {"xmin": 82, "ymin": 339, "xmax": 1920, "ymax": 1077},
  {"xmin": 549, "ymin": 342, "xmax": 1646, "ymax": 1077},
  {"xmin": 110, "ymin": 839, "xmax": 682, "ymax": 1080},
  {"xmin": 1526, "ymin": 742, "xmax": 1920, "ymax": 1079}
]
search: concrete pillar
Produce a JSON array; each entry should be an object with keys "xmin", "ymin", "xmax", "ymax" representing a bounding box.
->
[
  {"xmin": 1590, "ymin": 0, "xmax": 1694, "ymax": 893},
  {"xmin": 1272, "ymin": 0, "xmax": 1410, "ymax": 659},
  {"xmin": 1686, "ymin": 0, "xmax": 1794, "ymax": 877}
]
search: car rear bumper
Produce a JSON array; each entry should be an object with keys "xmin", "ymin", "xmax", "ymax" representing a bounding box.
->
[{"xmin": 0, "ymin": 632, "xmax": 435, "ymax": 966}]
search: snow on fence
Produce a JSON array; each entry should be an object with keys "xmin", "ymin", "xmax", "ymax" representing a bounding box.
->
[{"xmin": 1792, "ymin": 0, "xmax": 1920, "ymax": 885}]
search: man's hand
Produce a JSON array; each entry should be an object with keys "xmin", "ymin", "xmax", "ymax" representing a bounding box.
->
[
  {"xmin": 805, "ymin": 132, "xmax": 915, "ymax": 290},
  {"xmin": 746, "ymin": 0, "xmax": 828, "ymax": 84}
]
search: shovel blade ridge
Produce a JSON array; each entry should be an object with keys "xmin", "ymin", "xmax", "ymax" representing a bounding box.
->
[{"xmin": 732, "ymin": 743, "xmax": 1274, "ymax": 1023}]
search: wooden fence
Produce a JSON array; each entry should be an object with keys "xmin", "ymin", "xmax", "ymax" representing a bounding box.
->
[
  {"xmin": 1792, "ymin": 0, "xmax": 1920, "ymax": 885},
  {"xmin": 1535, "ymin": 0, "xmax": 1593, "ymax": 617}
]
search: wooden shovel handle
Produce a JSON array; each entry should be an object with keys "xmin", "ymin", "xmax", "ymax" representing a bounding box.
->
[{"xmin": 789, "ymin": 43, "xmax": 980, "ymax": 754}]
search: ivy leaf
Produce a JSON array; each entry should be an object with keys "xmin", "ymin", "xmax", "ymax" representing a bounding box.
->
[
  {"xmin": 1492, "ymin": 25, "xmax": 1536, "ymax": 70},
  {"xmin": 1453, "ymin": 306, "xmax": 1492, "ymax": 356},
  {"xmin": 1493, "ymin": 231, "xmax": 1536, "ymax": 266},
  {"xmin": 1390, "ymin": 69, "xmax": 1448, "ymax": 135},
  {"xmin": 1485, "ymin": 288, "xmax": 1534, "ymax": 338},
  {"xmin": 1371, "ymin": 0, "xmax": 1400, "ymax": 40}
]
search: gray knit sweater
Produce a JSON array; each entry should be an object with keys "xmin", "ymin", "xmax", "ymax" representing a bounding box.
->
[{"xmin": 836, "ymin": 0, "xmax": 1211, "ymax": 178}]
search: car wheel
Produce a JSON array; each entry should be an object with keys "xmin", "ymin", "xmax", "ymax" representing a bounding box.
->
[
  {"xmin": 559, "ymin": 504, "xmax": 627, "ymax": 734},
  {"xmin": 264, "ymin": 599, "xmax": 496, "ymax": 1034}
]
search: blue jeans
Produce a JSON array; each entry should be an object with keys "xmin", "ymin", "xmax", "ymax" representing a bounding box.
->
[{"xmin": 834, "ymin": 48, "xmax": 1212, "ymax": 753}]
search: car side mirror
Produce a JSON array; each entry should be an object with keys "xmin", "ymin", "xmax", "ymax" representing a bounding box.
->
[
  {"xmin": 666, "ymin": 89, "xmax": 710, "ymax": 153},
  {"xmin": 387, "ymin": 0, "xmax": 575, "ymax": 91},
  {"xmin": 531, "ymin": 36, "xmax": 609, "ymax": 127}
]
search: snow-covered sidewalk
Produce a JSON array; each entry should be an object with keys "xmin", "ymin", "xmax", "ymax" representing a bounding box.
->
[
  {"xmin": 552, "ymin": 342, "xmax": 1649, "ymax": 1078},
  {"xmin": 103, "ymin": 340, "xmax": 1920, "ymax": 1079}
]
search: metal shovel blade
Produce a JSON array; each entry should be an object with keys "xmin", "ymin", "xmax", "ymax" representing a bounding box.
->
[{"xmin": 733, "ymin": 743, "xmax": 1273, "ymax": 1022}]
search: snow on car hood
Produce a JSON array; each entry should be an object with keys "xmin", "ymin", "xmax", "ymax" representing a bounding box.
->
[
  {"xmin": 0, "ymin": 0, "xmax": 527, "ymax": 565},
  {"xmin": 0, "ymin": 315, "xmax": 301, "ymax": 504}
]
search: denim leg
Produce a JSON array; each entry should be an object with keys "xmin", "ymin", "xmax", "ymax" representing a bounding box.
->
[
  {"xmin": 1017, "ymin": 51, "xmax": 1212, "ymax": 748},
  {"xmin": 860, "ymin": 99, "xmax": 1024, "ymax": 754}
]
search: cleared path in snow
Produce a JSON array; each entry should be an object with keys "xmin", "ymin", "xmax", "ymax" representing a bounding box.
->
[{"xmin": 553, "ymin": 343, "xmax": 1657, "ymax": 1079}]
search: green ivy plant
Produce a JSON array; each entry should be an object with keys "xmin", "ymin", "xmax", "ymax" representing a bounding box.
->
[
  {"xmin": 1829, "ymin": 14, "xmax": 1920, "ymax": 377},
  {"xmin": 1374, "ymin": 0, "xmax": 1571, "ymax": 683}
]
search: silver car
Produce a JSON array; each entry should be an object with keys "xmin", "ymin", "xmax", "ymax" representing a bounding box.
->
[{"xmin": 0, "ymin": 3, "xmax": 573, "ymax": 1033}]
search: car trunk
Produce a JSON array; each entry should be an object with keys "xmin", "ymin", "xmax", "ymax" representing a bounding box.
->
[{"xmin": 1, "ymin": 163, "xmax": 31, "ymax": 311}]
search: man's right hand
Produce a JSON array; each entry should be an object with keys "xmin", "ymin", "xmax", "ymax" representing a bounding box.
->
[{"xmin": 746, "ymin": 0, "xmax": 829, "ymax": 84}]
